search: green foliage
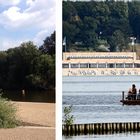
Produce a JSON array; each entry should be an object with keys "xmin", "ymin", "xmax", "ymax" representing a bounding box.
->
[
  {"xmin": 63, "ymin": 1, "xmax": 140, "ymax": 52},
  {"xmin": 39, "ymin": 31, "xmax": 55, "ymax": 55},
  {"xmin": 29, "ymin": 54, "xmax": 55, "ymax": 89},
  {"xmin": 63, "ymin": 105, "xmax": 74, "ymax": 126},
  {"xmin": 108, "ymin": 30, "xmax": 128, "ymax": 52},
  {"xmin": 0, "ymin": 32, "xmax": 55, "ymax": 90},
  {"xmin": 128, "ymin": 1, "xmax": 140, "ymax": 40},
  {"xmin": 6, "ymin": 42, "xmax": 40, "ymax": 89},
  {"xmin": 0, "ymin": 95, "xmax": 19, "ymax": 128}
]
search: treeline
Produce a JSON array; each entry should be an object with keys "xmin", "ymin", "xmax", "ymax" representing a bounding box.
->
[
  {"xmin": 0, "ymin": 31, "xmax": 55, "ymax": 90},
  {"xmin": 63, "ymin": 1, "xmax": 140, "ymax": 52}
]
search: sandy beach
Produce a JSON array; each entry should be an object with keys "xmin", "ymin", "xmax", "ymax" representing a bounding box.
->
[
  {"xmin": 16, "ymin": 102, "xmax": 55, "ymax": 127},
  {"xmin": 0, "ymin": 102, "xmax": 55, "ymax": 140}
]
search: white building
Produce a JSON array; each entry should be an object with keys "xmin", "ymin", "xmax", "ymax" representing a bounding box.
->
[{"xmin": 62, "ymin": 52, "xmax": 140, "ymax": 76}]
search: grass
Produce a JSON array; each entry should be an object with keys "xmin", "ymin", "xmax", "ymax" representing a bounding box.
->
[{"xmin": 0, "ymin": 95, "xmax": 19, "ymax": 128}]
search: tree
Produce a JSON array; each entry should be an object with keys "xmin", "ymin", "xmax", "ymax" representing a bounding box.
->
[
  {"xmin": 63, "ymin": 1, "xmax": 77, "ymax": 21},
  {"xmin": 39, "ymin": 31, "xmax": 55, "ymax": 55},
  {"xmin": 63, "ymin": 0, "xmax": 139, "ymax": 51},
  {"xmin": 28, "ymin": 54, "xmax": 55, "ymax": 89},
  {"xmin": 108, "ymin": 30, "xmax": 127, "ymax": 52},
  {"xmin": 0, "ymin": 52, "xmax": 8, "ymax": 88},
  {"xmin": 128, "ymin": 1, "xmax": 140, "ymax": 40},
  {"xmin": 6, "ymin": 42, "xmax": 40, "ymax": 89}
]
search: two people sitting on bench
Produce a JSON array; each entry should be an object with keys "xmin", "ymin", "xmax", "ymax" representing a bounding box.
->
[{"xmin": 127, "ymin": 84, "xmax": 137, "ymax": 100}]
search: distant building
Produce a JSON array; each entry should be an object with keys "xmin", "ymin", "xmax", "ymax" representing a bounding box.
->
[{"xmin": 62, "ymin": 52, "xmax": 140, "ymax": 76}]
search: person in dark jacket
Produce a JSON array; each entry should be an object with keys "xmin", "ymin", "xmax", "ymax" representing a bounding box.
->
[
  {"xmin": 131, "ymin": 84, "xmax": 137, "ymax": 100},
  {"xmin": 127, "ymin": 84, "xmax": 137, "ymax": 100}
]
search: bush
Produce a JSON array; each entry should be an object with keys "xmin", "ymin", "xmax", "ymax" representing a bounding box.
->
[
  {"xmin": 63, "ymin": 105, "xmax": 74, "ymax": 126},
  {"xmin": 0, "ymin": 96, "xmax": 19, "ymax": 128}
]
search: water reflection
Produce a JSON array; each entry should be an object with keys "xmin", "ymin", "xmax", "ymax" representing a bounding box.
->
[
  {"xmin": 1, "ymin": 90, "xmax": 55, "ymax": 103},
  {"xmin": 63, "ymin": 132, "xmax": 140, "ymax": 140}
]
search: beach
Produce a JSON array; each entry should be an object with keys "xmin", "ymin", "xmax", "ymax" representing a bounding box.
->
[{"xmin": 0, "ymin": 102, "xmax": 55, "ymax": 140}]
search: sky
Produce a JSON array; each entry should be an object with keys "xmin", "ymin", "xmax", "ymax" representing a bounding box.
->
[{"xmin": 0, "ymin": 0, "xmax": 55, "ymax": 51}]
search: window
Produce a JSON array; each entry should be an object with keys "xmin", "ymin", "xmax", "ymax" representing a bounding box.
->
[
  {"xmin": 125, "ymin": 63, "xmax": 133, "ymax": 68},
  {"xmin": 71, "ymin": 64, "xmax": 79, "ymax": 68},
  {"xmin": 98, "ymin": 63, "xmax": 106, "ymax": 68},
  {"xmin": 89, "ymin": 63, "xmax": 97, "ymax": 68},
  {"xmin": 116, "ymin": 63, "xmax": 124, "ymax": 68},
  {"xmin": 135, "ymin": 63, "xmax": 140, "ymax": 68},
  {"xmin": 62, "ymin": 64, "xmax": 69, "ymax": 68},
  {"xmin": 107, "ymin": 63, "xmax": 115, "ymax": 68},
  {"xmin": 80, "ymin": 63, "xmax": 88, "ymax": 68}
]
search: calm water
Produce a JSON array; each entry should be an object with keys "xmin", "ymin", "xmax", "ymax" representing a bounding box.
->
[
  {"xmin": 63, "ymin": 76, "xmax": 140, "ymax": 139},
  {"xmin": 63, "ymin": 132, "xmax": 140, "ymax": 140},
  {"xmin": 2, "ymin": 90, "xmax": 55, "ymax": 103}
]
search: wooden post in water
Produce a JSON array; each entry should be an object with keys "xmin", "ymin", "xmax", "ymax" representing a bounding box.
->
[
  {"xmin": 84, "ymin": 124, "xmax": 88, "ymax": 135},
  {"xmin": 22, "ymin": 89, "xmax": 25, "ymax": 96},
  {"xmin": 137, "ymin": 122, "xmax": 140, "ymax": 131},
  {"xmin": 122, "ymin": 91, "xmax": 125, "ymax": 105},
  {"xmin": 122, "ymin": 91, "xmax": 124, "ymax": 100},
  {"xmin": 62, "ymin": 122, "xmax": 140, "ymax": 136}
]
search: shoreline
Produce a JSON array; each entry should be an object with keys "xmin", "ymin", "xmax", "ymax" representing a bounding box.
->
[
  {"xmin": 0, "ymin": 101, "xmax": 55, "ymax": 140},
  {"xmin": 13, "ymin": 101, "xmax": 55, "ymax": 127}
]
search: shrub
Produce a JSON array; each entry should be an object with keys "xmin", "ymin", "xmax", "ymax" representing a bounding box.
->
[
  {"xmin": 63, "ymin": 105, "xmax": 74, "ymax": 126},
  {"xmin": 0, "ymin": 95, "xmax": 19, "ymax": 128}
]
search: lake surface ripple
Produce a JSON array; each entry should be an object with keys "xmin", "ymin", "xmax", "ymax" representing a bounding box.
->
[{"xmin": 63, "ymin": 76, "xmax": 140, "ymax": 139}]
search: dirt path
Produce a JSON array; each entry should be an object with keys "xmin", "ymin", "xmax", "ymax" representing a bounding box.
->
[
  {"xmin": 15, "ymin": 102, "xmax": 55, "ymax": 127},
  {"xmin": 0, "ymin": 102, "xmax": 55, "ymax": 140},
  {"xmin": 0, "ymin": 127, "xmax": 55, "ymax": 140}
]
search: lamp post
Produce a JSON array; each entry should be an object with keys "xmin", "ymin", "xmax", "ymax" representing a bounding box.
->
[
  {"xmin": 130, "ymin": 37, "xmax": 136, "ymax": 51},
  {"xmin": 63, "ymin": 37, "xmax": 66, "ymax": 52},
  {"xmin": 99, "ymin": 31, "xmax": 102, "ymax": 40},
  {"xmin": 130, "ymin": 37, "xmax": 136, "ymax": 68}
]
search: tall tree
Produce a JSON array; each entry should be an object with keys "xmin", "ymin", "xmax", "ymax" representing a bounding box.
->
[
  {"xmin": 108, "ymin": 30, "xmax": 127, "ymax": 52},
  {"xmin": 128, "ymin": 1, "xmax": 140, "ymax": 40},
  {"xmin": 39, "ymin": 31, "xmax": 55, "ymax": 55}
]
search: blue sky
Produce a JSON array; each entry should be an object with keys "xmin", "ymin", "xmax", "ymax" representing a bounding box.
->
[{"xmin": 0, "ymin": 0, "xmax": 55, "ymax": 50}]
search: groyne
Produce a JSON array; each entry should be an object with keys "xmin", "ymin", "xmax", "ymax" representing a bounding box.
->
[{"xmin": 62, "ymin": 122, "xmax": 140, "ymax": 136}]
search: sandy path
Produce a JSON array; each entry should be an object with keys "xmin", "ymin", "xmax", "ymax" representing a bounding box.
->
[
  {"xmin": 0, "ymin": 127, "xmax": 55, "ymax": 140},
  {"xmin": 0, "ymin": 102, "xmax": 55, "ymax": 140},
  {"xmin": 15, "ymin": 102, "xmax": 55, "ymax": 127}
]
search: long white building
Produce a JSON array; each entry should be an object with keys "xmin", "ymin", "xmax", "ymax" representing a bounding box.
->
[{"xmin": 62, "ymin": 52, "xmax": 140, "ymax": 76}]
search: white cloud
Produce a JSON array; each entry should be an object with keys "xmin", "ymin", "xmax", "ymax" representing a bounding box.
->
[
  {"xmin": 26, "ymin": 0, "xmax": 34, "ymax": 6},
  {"xmin": 26, "ymin": 0, "xmax": 55, "ymax": 12},
  {"xmin": 0, "ymin": 0, "xmax": 55, "ymax": 50},
  {"xmin": 0, "ymin": 0, "xmax": 20, "ymax": 6},
  {"xmin": 0, "ymin": 28, "xmax": 53, "ymax": 50},
  {"xmin": 3, "ymin": 7, "xmax": 28, "ymax": 22},
  {"xmin": 0, "ymin": 6, "xmax": 41, "ymax": 29},
  {"xmin": 0, "ymin": 38, "xmax": 26, "ymax": 51},
  {"xmin": 33, "ymin": 28, "xmax": 54, "ymax": 46},
  {"xmin": 0, "ymin": 0, "xmax": 55, "ymax": 30}
]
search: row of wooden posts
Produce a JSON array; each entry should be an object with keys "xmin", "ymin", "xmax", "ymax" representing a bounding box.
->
[{"xmin": 63, "ymin": 122, "xmax": 140, "ymax": 136}]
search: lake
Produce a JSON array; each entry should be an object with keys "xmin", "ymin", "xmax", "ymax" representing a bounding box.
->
[
  {"xmin": 63, "ymin": 132, "xmax": 140, "ymax": 140},
  {"xmin": 2, "ymin": 90, "xmax": 55, "ymax": 103},
  {"xmin": 63, "ymin": 76, "xmax": 140, "ymax": 139}
]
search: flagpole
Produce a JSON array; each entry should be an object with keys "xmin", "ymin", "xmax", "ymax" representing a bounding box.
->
[
  {"xmin": 65, "ymin": 44, "xmax": 66, "ymax": 52},
  {"xmin": 63, "ymin": 37, "xmax": 67, "ymax": 52},
  {"xmin": 65, "ymin": 37, "xmax": 66, "ymax": 52}
]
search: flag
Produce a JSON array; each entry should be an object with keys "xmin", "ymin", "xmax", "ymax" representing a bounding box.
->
[{"xmin": 63, "ymin": 37, "xmax": 66, "ymax": 46}]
